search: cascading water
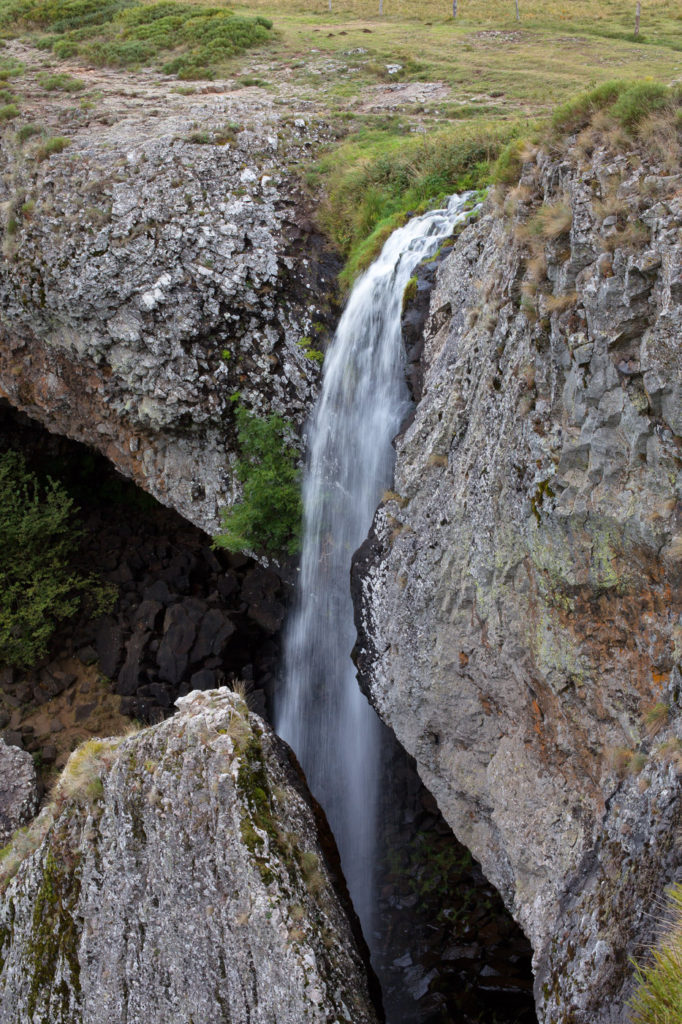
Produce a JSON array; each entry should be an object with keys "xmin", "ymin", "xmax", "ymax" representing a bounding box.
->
[{"xmin": 275, "ymin": 193, "xmax": 475, "ymax": 968}]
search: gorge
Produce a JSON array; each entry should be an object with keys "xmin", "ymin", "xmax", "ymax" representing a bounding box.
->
[{"xmin": 0, "ymin": 13, "xmax": 681, "ymax": 1024}]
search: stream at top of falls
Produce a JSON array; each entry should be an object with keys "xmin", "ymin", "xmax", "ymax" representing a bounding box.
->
[{"xmin": 274, "ymin": 193, "xmax": 477, "ymax": 1020}]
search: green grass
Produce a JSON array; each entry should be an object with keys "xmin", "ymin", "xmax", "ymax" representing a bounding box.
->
[
  {"xmin": 313, "ymin": 119, "xmax": 522, "ymax": 287},
  {"xmin": 35, "ymin": 133, "xmax": 69, "ymax": 158},
  {"xmin": 630, "ymin": 884, "xmax": 682, "ymax": 1024},
  {"xmin": 37, "ymin": 70, "xmax": 85, "ymax": 89},
  {"xmin": 0, "ymin": 0, "xmax": 274, "ymax": 78}
]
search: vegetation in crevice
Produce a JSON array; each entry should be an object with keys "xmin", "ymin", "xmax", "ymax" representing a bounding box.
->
[
  {"xmin": 215, "ymin": 404, "xmax": 302, "ymax": 558},
  {"xmin": 630, "ymin": 883, "xmax": 682, "ymax": 1024}
]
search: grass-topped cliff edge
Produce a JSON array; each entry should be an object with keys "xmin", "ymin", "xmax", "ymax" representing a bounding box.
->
[{"xmin": 0, "ymin": 0, "xmax": 681, "ymax": 281}]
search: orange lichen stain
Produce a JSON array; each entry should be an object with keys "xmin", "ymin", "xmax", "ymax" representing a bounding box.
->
[
  {"xmin": 459, "ymin": 651, "xmax": 469, "ymax": 668},
  {"xmin": 531, "ymin": 698, "xmax": 546, "ymax": 754},
  {"xmin": 652, "ymin": 670, "xmax": 669, "ymax": 689}
]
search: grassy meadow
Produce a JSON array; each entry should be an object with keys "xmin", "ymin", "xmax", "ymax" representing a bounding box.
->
[{"xmin": 0, "ymin": 0, "xmax": 680, "ymax": 274}]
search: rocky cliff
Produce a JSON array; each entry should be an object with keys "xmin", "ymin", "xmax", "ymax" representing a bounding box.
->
[
  {"xmin": 354, "ymin": 134, "xmax": 682, "ymax": 1021},
  {"xmin": 0, "ymin": 688, "xmax": 379, "ymax": 1024},
  {"xmin": 0, "ymin": 738, "xmax": 39, "ymax": 847},
  {"xmin": 0, "ymin": 47, "xmax": 338, "ymax": 535}
]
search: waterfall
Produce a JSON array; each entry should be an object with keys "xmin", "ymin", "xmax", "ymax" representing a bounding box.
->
[{"xmin": 275, "ymin": 193, "xmax": 475, "ymax": 949}]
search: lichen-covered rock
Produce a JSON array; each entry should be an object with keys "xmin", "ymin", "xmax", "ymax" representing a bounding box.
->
[
  {"xmin": 0, "ymin": 56, "xmax": 339, "ymax": 535},
  {"xmin": 0, "ymin": 738, "xmax": 39, "ymax": 847},
  {"xmin": 354, "ymin": 142, "xmax": 682, "ymax": 1021},
  {"xmin": 0, "ymin": 689, "xmax": 379, "ymax": 1024}
]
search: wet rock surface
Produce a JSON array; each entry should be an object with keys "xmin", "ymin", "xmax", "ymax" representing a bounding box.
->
[
  {"xmin": 0, "ymin": 688, "xmax": 380, "ymax": 1024},
  {"xmin": 354, "ymin": 142, "xmax": 682, "ymax": 1022},
  {"xmin": 0, "ymin": 44, "xmax": 340, "ymax": 535},
  {"xmin": 0, "ymin": 739, "xmax": 39, "ymax": 847}
]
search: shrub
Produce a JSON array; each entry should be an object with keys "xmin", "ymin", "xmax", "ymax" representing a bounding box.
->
[
  {"xmin": 15, "ymin": 123, "xmax": 42, "ymax": 143},
  {"xmin": 37, "ymin": 71, "xmax": 85, "ymax": 91},
  {"xmin": 0, "ymin": 450, "xmax": 115, "ymax": 668},
  {"xmin": 215, "ymin": 406, "xmax": 302, "ymax": 557},
  {"xmin": 0, "ymin": 0, "xmax": 274, "ymax": 79},
  {"xmin": 35, "ymin": 134, "xmax": 70, "ymax": 160},
  {"xmin": 0, "ymin": 103, "xmax": 19, "ymax": 120}
]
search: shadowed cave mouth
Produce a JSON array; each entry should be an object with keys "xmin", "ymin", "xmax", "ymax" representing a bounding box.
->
[{"xmin": 0, "ymin": 402, "xmax": 536, "ymax": 1024}]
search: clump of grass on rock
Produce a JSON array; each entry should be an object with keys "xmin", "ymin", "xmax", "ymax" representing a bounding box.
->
[{"xmin": 630, "ymin": 884, "xmax": 682, "ymax": 1024}]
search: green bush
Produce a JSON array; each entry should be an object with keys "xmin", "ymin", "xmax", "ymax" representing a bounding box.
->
[
  {"xmin": 215, "ymin": 405, "xmax": 302, "ymax": 557},
  {"xmin": 37, "ymin": 71, "xmax": 85, "ymax": 91},
  {"xmin": 35, "ymin": 134, "xmax": 70, "ymax": 159},
  {"xmin": 0, "ymin": 0, "xmax": 274, "ymax": 79},
  {"xmin": 0, "ymin": 450, "xmax": 115, "ymax": 668}
]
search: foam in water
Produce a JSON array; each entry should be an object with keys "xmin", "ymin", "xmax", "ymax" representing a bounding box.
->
[{"xmin": 276, "ymin": 193, "xmax": 475, "ymax": 943}]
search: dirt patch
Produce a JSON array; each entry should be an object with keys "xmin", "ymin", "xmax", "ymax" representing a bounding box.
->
[{"xmin": 3, "ymin": 656, "xmax": 130, "ymax": 784}]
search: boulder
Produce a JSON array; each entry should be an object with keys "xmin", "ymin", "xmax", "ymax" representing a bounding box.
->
[
  {"xmin": 0, "ymin": 738, "xmax": 39, "ymax": 846},
  {"xmin": 0, "ymin": 690, "xmax": 379, "ymax": 1024}
]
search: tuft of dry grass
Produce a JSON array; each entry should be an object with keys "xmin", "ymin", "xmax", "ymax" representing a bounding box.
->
[
  {"xmin": 544, "ymin": 291, "xmax": 578, "ymax": 314},
  {"xmin": 644, "ymin": 702, "xmax": 670, "ymax": 738},
  {"xmin": 630, "ymin": 885, "xmax": 682, "ymax": 1024},
  {"xmin": 608, "ymin": 745, "xmax": 647, "ymax": 779}
]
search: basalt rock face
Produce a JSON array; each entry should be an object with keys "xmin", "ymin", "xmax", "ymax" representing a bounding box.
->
[
  {"xmin": 0, "ymin": 739, "xmax": 39, "ymax": 847},
  {"xmin": 354, "ymin": 143, "xmax": 682, "ymax": 1021},
  {"xmin": 0, "ymin": 689, "xmax": 379, "ymax": 1024},
  {"xmin": 0, "ymin": 66, "xmax": 339, "ymax": 535}
]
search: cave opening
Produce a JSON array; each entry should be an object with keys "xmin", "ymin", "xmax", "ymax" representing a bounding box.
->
[{"xmin": 0, "ymin": 400, "xmax": 536, "ymax": 1023}]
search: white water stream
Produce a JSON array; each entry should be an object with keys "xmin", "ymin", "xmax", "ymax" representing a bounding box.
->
[{"xmin": 276, "ymin": 193, "xmax": 474, "ymax": 950}]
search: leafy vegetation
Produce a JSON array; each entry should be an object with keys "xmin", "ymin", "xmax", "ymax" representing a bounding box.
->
[
  {"xmin": 0, "ymin": 450, "xmax": 115, "ymax": 669},
  {"xmin": 630, "ymin": 884, "xmax": 682, "ymax": 1024},
  {"xmin": 215, "ymin": 405, "xmax": 302, "ymax": 558},
  {"xmin": 0, "ymin": 0, "xmax": 274, "ymax": 79}
]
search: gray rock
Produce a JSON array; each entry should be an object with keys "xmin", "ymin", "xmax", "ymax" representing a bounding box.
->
[
  {"xmin": 353, "ymin": 144, "xmax": 682, "ymax": 1021},
  {"xmin": 0, "ymin": 78, "xmax": 339, "ymax": 538},
  {"xmin": 116, "ymin": 629, "xmax": 151, "ymax": 695},
  {"xmin": 0, "ymin": 689, "xmax": 379, "ymax": 1024},
  {"xmin": 157, "ymin": 604, "xmax": 197, "ymax": 684},
  {"xmin": 0, "ymin": 738, "xmax": 39, "ymax": 846}
]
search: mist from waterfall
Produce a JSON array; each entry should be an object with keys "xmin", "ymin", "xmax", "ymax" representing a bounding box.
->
[{"xmin": 275, "ymin": 193, "xmax": 475, "ymax": 950}]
